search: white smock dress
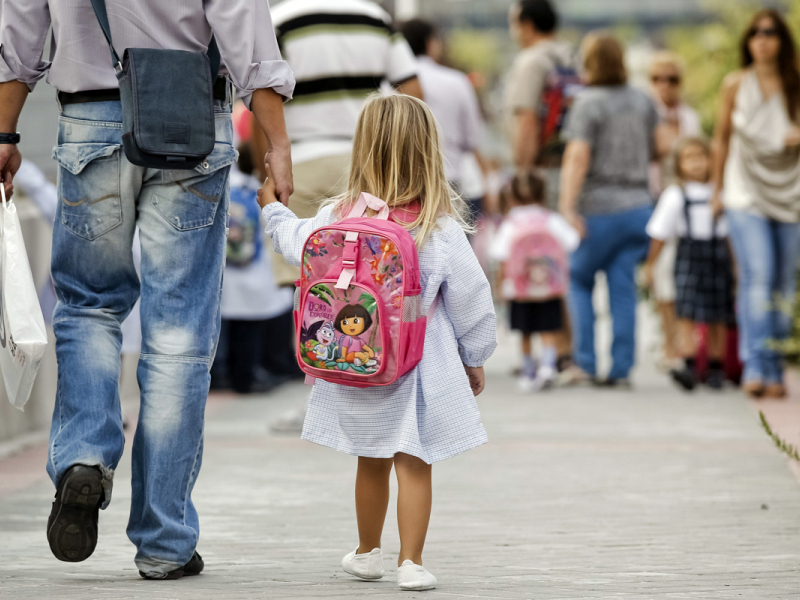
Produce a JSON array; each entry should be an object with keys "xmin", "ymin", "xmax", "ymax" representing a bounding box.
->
[{"xmin": 263, "ymin": 202, "xmax": 497, "ymax": 463}]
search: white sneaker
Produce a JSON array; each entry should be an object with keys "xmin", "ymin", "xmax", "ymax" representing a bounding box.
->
[
  {"xmin": 397, "ymin": 560, "xmax": 437, "ymax": 591},
  {"xmin": 518, "ymin": 375, "xmax": 535, "ymax": 392},
  {"xmin": 532, "ymin": 366, "xmax": 557, "ymax": 391},
  {"xmin": 341, "ymin": 547, "xmax": 384, "ymax": 580}
]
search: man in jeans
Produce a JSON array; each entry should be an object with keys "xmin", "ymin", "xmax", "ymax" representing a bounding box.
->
[{"xmin": 0, "ymin": 0, "xmax": 294, "ymax": 580}]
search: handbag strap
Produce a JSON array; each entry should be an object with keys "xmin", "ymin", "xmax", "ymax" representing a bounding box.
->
[{"xmin": 88, "ymin": 0, "xmax": 221, "ymax": 79}]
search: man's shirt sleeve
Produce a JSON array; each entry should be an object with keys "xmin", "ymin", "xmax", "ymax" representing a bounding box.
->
[
  {"xmin": 0, "ymin": 0, "xmax": 52, "ymax": 89},
  {"xmin": 205, "ymin": 0, "xmax": 295, "ymax": 108}
]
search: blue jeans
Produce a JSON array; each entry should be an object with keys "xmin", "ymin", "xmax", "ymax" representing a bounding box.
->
[
  {"xmin": 46, "ymin": 99, "xmax": 236, "ymax": 575},
  {"xmin": 569, "ymin": 206, "xmax": 652, "ymax": 380},
  {"xmin": 726, "ymin": 210, "xmax": 800, "ymax": 385}
]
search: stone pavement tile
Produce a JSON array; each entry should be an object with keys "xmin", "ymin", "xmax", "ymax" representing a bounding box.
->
[{"xmin": 2, "ymin": 330, "xmax": 800, "ymax": 598}]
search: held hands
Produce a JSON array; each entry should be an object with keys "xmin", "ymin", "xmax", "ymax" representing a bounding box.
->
[
  {"xmin": 257, "ymin": 165, "xmax": 280, "ymax": 209},
  {"xmin": 464, "ymin": 365, "xmax": 485, "ymax": 397},
  {"xmin": 0, "ymin": 143, "xmax": 21, "ymax": 200},
  {"xmin": 711, "ymin": 189, "xmax": 725, "ymax": 218},
  {"xmin": 265, "ymin": 147, "xmax": 292, "ymax": 206}
]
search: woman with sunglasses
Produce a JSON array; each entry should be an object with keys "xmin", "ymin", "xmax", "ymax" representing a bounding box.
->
[
  {"xmin": 647, "ymin": 52, "xmax": 702, "ymax": 371},
  {"xmin": 713, "ymin": 9, "xmax": 800, "ymax": 399}
]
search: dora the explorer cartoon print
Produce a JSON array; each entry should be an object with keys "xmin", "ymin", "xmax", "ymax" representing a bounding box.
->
[{"xmin": 335, "ymin": 304, "xmax": 377, "ymax": 368}]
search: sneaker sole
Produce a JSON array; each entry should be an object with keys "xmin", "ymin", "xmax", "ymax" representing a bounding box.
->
[
  {"xmin": 343, "ymin": 565, "xmax": 384, "ymax": 580},
  {"xmin": 47, "ymin": 466, "xmax": 103, "ymax": 563},
  {"xmin": 399, "ymin": 582, "xmax": 437, "ymax": 591}
]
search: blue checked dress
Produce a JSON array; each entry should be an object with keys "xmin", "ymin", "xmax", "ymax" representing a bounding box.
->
[{"xmin": 263, "ymin": 203, "xmax": 497, "ymax": 463}]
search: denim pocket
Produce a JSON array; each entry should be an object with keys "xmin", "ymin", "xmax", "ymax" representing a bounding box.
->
[
  {"xmin": 153, "ymin": 144, "xmax": 237, "ymax": 231},
  {"xmin": 53, "ymin": 143, "xmax": 122, "ymax": 241}
]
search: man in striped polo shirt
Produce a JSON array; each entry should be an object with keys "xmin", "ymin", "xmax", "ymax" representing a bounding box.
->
[{"xmin": 261, "ymin": 0, "xmax": 423, "ymax": 288}]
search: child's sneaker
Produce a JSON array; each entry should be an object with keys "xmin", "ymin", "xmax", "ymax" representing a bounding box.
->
[
  {"xmin": 341, "ymin": 547, "xmax": 384, "ymax": 580},
  {"xmin": 397, "ymin": 560, "xmax": 437, "ymax": 591},
  {"xmin": 706, "ymin": 369, "xmax": 725, "ymax": 390},
  {"xmin": 531, "ymin": 366, "xmax": 557, "ymax": 391},
  {"xmin": 670, "ymin": 367, "xmax": 696, "ymax": 391},
  {"xmin": 518, "ymin": 375, "xmax": 536, "ymax": 392}
]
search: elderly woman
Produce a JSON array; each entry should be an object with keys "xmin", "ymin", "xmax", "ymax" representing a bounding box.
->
[{"xmin": 559, "ymin": 33, "xmax": 661, "ymax": 386}]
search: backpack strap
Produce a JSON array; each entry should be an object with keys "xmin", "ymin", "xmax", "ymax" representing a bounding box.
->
[{"xmin": 347, "ymin": 192, "xmax": 390, "ymax": 220}]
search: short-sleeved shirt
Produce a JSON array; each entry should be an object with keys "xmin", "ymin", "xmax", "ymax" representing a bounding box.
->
[
  {"xmin": 272, "ymin": 0, "xmax": 418, "ymax": 165},
  {"xmin": 647, "ymin": 182, "xmax": 728, "ymax": 241},
  {"xmin": 563, "ymin": 85, "xmax": 659, "ymax": 216},
  {"xmin": 504, "ymin": 40, "xmax": 575, "ymax": 122}
]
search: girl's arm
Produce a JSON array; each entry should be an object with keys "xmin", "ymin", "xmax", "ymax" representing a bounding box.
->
[
  {"xmin": 643, "ymin": 238, "xmax": 665, "ymax": 290},
  {"xmin": 711, "ymin": 72, "xmax": 741, "ymax": 215},
  {"xmin": 259, "ymin": 169, "xmax": 336, "ymax": 267},
  {"xmin": 440, "ymin": 221, "xmax": 497, "ymax": 369}
]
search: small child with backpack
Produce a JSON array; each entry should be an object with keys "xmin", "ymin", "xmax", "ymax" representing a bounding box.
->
[
  {"xmin": 644, "ymin": 137, "xmax": 735, "ymax": 391},
  {"xmin": 490, "ymin": 171, "xmax": 579, "ymax": 391},
  {"xmin": 258, "ymin": 94, "xmax": 496, "ymax": 591}
]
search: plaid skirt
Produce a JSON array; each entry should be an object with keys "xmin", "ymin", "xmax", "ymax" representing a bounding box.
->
[{"xmin": 674, "ymin": 236, "xmax": 735, "ymax": 324}]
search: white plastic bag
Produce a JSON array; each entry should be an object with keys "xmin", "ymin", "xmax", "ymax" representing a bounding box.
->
[{"xmin": 0, "ymin": 184, "xmax": 48, "ymax": 410}]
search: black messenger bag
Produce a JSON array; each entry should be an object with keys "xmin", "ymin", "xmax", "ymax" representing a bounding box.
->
[{"xmin": 89, "ymin": 0, "xmax": 222, "ymax": 170}]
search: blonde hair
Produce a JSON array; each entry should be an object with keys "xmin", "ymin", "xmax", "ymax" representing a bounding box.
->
[
  {"xmin": 649, "ymin": 51, "xmax": 685, "ymax": 78},
  {"xmin": 330, "ymin": 93, "xmax": 472, "ymax": 249},
  {"xmin": 581, "ymin": 32, "xmax": 628, "ymax": 87},
  {"xmin": 674, "ymin": 136, "xmax": 712, "ymax": 183}
]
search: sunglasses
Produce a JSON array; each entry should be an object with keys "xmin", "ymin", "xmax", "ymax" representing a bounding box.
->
[
  {"xmin": 651, "ymin": 75, "xmax": 681, "ymax": 85},
  {"xmin": 750, "ymin": 27, "xmax": 780, "ymax": 38}
]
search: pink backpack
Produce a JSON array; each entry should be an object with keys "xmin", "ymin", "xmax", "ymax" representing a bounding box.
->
[
  {"xmin": 295, "ymin": 193, "xmax": 430, "ymax": 388},
  {"xmin": 502, "ymin": 211, "xmax": 568, "ymax": 302}
]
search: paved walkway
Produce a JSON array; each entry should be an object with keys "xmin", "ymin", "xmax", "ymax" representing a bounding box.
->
[{"xmin": 1, "ymin": 320, "xmax": 800, "ymax": 599}]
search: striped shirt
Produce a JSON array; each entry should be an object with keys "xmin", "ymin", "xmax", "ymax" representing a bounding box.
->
[
  {"xmin": 0, "ymin": 0, "xmax": 294, "ymax": 107},
  {"xmin": 272, "ymin": 0, "xmax": 418, "ymax": 164}
]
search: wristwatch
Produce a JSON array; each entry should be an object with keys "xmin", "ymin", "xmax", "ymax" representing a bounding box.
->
[{"xmin": 0, "ymin": 133, "xmax": 21, "ymax": 144}]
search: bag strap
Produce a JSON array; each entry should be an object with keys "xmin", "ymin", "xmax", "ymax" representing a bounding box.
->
[
  {"xmin": 346, "ymin": 192, "xmax": 390, "ymax": 220},
  {"xmin": 89, "ymin": 0, "xmax": 221, "ymax": 79}
]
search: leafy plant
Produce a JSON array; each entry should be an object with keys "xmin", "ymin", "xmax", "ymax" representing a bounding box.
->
[
  {"xmin": 310, "ymin": 284, "xmax": 335, "ymax": 305},
  {"xmin": 760, "ymin": 411, "xmax": 800, "ymax": 462}
]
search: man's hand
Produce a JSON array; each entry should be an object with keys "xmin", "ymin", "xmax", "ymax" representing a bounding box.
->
[
  {"xmin": 0, "ymin": 144, "xmax": 21, "ymax": 200},
  {"xmin": 264, "ymin": 148, "xmax": 292, "ymax": 207},
  {"xmin": 257, "ymin": 165, "xmax": 279, "ymax": 209},
  {"xmin": 464, "ymin": 365, "xmax": 485, "ymax": 397},
  {"xmin": 711, "ymin": 189, "xmax": 725, "ymax": 218}
]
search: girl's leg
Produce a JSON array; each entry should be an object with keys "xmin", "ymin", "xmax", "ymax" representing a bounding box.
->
[
  {"xmin": 521, "ymin": 333, "xmax": 535, "ymax": 378},
  {"xmin": 659, "ymin": 302, "xmax": 679, "ymax": 360},
  {"xmin": 355, "ymin": 457, "xmax": 394, "ymax": 554},
  {"xmin": 707, "ymin": 323, "xmax": 727, "ymax": 361},
  {"xmin": 540, "ymin": 332, "xmax": 558, "ymax": 372},
  {"xmin": 395, "ymin": 452, "xmax": 432, "ymax": 566}
]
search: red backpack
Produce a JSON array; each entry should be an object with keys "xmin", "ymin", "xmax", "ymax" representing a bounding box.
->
[{"xmin": 537, "ymin": 65, "xmax": 583, "ymax": 167}]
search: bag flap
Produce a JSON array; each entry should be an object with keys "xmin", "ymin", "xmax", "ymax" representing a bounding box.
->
[
  {"xmin": 52, "ymin": 143, "xmax": 120, "ymax": 175},
  {"xmin": 126, "ymin": 48, "xmax": 215, "ymax": 158}
]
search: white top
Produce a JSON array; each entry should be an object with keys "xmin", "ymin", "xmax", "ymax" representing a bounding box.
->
[
  {"xmin": 489, "ymin": 205, "xmax": 581, "ymax": 262},
  {"xmin": 415, "ymin": 56, "xmax": 483, "ymax": 185},
  {"xmin": 724, "ymin": 70, "xmax": 800, "ymax": 221},
  {"xmin": 221, "ymin": 171, "xmax": 294, "ymax": 320},
  {"xmin": 263, "ymin": 201, "xmax": 496, "ymax": 463},
  {"xmin": 272, "ymin": 0, "xmax": 418, "ymax": 165},
  {"xmin": 647, "ymin": 182, "xmax": 727, "ymax": 241}
]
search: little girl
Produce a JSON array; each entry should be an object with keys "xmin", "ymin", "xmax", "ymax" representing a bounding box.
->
[
  {"xmin": 258, "ymin": 94, "xmax": 496, "ymax": 591},
  {"xmin": 644, "ymin": 137, "xmax": 735, "ymax": 390},
  {"xmin": 489, "ymin": 171, "xmax": 579, "ymax": 391}
]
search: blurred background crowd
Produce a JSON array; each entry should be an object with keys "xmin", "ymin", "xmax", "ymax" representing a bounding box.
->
[{"xmin": 4, "ymin": 0, "xmax": 800, "ymax": 442}]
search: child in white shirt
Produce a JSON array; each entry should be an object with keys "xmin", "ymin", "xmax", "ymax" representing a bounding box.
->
[
  {"xmin": 644, "ymin": 137, "xmax": 735, "ymax": 390},
  {"xmin": 490, "ymin": 171, "xmax": 580, "ymax": 391}
]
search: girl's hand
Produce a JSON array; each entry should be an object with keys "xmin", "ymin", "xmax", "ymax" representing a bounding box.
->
[
  {"xmin": 257, "ymin": 165, "xmax": 280, "ymax": 209},
  {"xmin": 464, "ymin": 365, "xmax": 485, "ymax": 396},
  {"xmin": 642, "ymin": 263, "xmax": 654, "ymax": 290}
]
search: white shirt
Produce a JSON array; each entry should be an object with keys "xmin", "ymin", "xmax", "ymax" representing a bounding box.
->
[
  {"xmin": 489, "ymin": 205, "xmax": 580, "ymax": 263},
  {"xmin": 647, "ymin": 182, "xmax": 728, "ymax": 241},
  {"xmin": 272, "ymin": 0, "xmax": 418, "ymax": 165},
  {"xmin": 221, "ymin": 170, "xmax": 294, "ymax": 320},
  {"xmin": 415, "ymin": 56, "xmax": 483, "ymax": 185}
]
